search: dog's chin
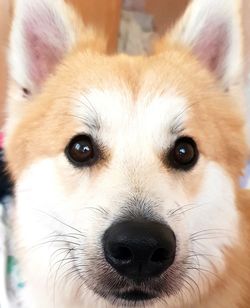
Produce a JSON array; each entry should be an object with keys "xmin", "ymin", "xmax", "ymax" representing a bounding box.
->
[
  {"xmin": 95, "ymin": 289, "xmax": 159, "ymax": 307},
  {"xmin": 90, "ymin": 274, "xmax": 180, "ymax": 307},
  {"xmin": 115, "ymin": 290, "xmax": 156, "ymax": 301}
]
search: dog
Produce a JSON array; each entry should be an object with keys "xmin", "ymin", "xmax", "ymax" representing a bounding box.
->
[{"xmin": 4, "ymin": 0, "xmax": 250, "ymax": 307}]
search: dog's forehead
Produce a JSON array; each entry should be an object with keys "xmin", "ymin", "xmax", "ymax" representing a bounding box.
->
[
  {"xmin": 73, "ymin": 87, "xmax": 188, "ymax": 136},
  {"xmin": 67, "ymin": 51, "xmax": 194, "ymax": 134}
]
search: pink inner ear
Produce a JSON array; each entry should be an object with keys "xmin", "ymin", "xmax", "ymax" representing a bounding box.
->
[
  {"xmin": 193, "ymin": 20, "xmax": 229, "ymax": 79},
  {"xmin": 23, "ymin": 5, "xmax": 67, "ymax": 88}
]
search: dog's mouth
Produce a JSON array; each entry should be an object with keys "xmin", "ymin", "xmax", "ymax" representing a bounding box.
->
[
  {"xmin": 114, "ymin": 290, "xmax": 156, "ymax": 301},
  {"xmin": 82, "ymin": 254, "xmax": 185, "ymax": 305}
]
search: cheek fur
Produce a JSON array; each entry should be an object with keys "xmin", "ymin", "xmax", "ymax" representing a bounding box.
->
[{"xmin": 177, "ymin": 161, "xmax": 239, "ymax": 294}]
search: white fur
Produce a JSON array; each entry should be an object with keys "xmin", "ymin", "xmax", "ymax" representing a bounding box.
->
[
  {"xmin": 15, "ymin": 159, "xmax": 238, "ymax": 308},
  {"xmin": 74, "ymin": 88, "xmax": 187, "ymax": 151}
]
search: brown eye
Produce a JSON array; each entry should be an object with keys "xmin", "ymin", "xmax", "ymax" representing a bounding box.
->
[
  {"xmin": 65, "ymin": 135, "xmax": 98, "ymax": 167},
  {"xmin": 168, "ymin": 137, "xmax": 199, "ymax": 171}
]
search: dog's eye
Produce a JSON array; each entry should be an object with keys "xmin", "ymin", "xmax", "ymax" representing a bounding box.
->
[
  {"xmin": 65, "ymin": 135, "xmax": 98, "ymax": 167},
  {"xmin": 168, "ymin": 137, "xmax": 199, "ymax": 171}
]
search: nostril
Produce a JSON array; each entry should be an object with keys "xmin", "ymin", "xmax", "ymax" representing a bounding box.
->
[
  {"xmin": 151, "ymin": 248, "xmax": 169, "ymax": 263},
  {"xmin": 103, "ymin": 220, "xmax": 176, "ymax": 280},
  {"xmin": 111, "ymin": 246, "xmax": 133, "ymax": 263}
]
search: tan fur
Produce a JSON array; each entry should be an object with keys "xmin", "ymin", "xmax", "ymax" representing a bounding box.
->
[{"xmin": 4, "ymin": 0, "xmax": 250, "ymax": 307}]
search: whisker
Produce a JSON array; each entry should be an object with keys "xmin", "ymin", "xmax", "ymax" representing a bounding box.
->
[
  {"xmin": 75, "ymin": 206, "xmax": 109, "ymax": 217},
  {"xmin": 55, "ymin": 94, "xmax": 101, "ymax": 131},
  {"xmin": 53, "ymin": 248, "xmax": 73, "ymax": 307},
  {"xmin": 168, "ymin": 202, "xmax": 203, "ymax": 218},
  {"xmin": 46, "ymin": 232, "xmax": 85, "ymax": 240},
  {"xmin": 30, "ymin": 240, "xmax": 80, "ymax": 250},
  {"xmin": 186, "ymin": 266, "xmax": 222, "ymax": 282},
  {"xmin": 182, "ymin": 274, "xmax": 202, "ymax": 304},
  {"xmin": 31, "ymin": 209, "xmax": 84, "ymax": 234}
]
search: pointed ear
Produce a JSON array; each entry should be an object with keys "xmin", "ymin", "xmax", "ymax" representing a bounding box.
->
[
  {"xmin": 168, "ymin": 0, "xmax": 243, "ymax": 93},
  {"xmin": 9, "ymin": 0, "xmax": 85, "ymax": 94}
]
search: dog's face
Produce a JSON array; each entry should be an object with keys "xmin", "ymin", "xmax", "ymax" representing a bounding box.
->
[{"xmin": 5, "ymin": 0, "xmax": 247, "ymax": 307}]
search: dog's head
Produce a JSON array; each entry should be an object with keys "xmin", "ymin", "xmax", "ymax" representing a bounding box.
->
[{"xmin": 5, "ymin": 0, "xmax": 247, "ymax": 306}]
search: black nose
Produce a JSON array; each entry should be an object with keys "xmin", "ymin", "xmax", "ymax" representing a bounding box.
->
[{"xmin": 103, "ymin": 221, "xmax": 176, "ymax": 281}]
